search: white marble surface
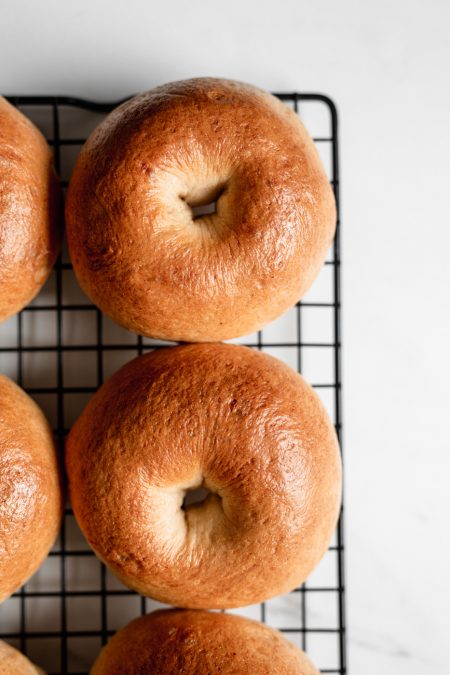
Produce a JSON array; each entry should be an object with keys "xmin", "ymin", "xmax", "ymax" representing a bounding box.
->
[{"xmin": 1, "ymin": 1, "xmax": 450, "ymax": 673}]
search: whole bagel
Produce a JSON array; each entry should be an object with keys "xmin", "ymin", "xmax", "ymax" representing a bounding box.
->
[
  {"xmin": 90, "ymin": 609, "xmax": 319, "ymax": 675},
  {"xmin": 0, "ymin": 97, "xmax": 62, "ymax": 322},
  {"xmin": 66, "ymin": 78, "xmax": 335, "ymax": 342},
  {"xmin": 66, "ymin": 343, "xmax": 341, "ymax": 608},
  {"xmin": 0, "ymin": 376, "xmax": 62, "ymax": 602},
  {"xmin": 0, "ymin": 641, "xmax": 45, "ymax": 674}
]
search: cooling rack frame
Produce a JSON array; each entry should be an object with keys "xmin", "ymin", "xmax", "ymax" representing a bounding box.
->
[{"xmin": 0, "ymin": 93, "xmax": 346, "ymax": 674}]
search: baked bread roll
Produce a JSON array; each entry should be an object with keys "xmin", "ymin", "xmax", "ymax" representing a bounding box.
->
[
  {"xmin": 66, "ymin": 343, "xmax": 341, "ymax": 608},
  {"xmin": 0, "ymin": 641, "xmax": 45, "ymax": 674},
  {"xmin": 0, "ymin": 376, "xmax": 62, "ymax": 602},
  {"xmin": 90, "ymin": 609, "xmax": 319, "ymax": 674},
  {"xmin": 0, "ymin": 97, "xmax": 62, "ymax": 322},
  {"xmin": 66, "ymin": 78, "xmax": 335, "ymax": 342}
]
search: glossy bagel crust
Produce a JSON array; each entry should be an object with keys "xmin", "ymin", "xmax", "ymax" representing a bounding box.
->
[
  {"xmin": 66, "ymin": 343, "xmax": 342, "ymax": 609},
  {"xmin": 65, "ymin": 78, "xmax": 336, "ymax": 342},
  {"xmin": 0, "ymin": 97, "xmax": 62, "ymax": 322},
  {"xmin": 0, "ymin": 640, "xmax": 45, "ymax": 674},
  {"xmin": 0, "ymin": 376, "xmax": 62, "ymax": 603},
  {"xmin": 90, "ymin": 609, "xmax": 319, "ymax": 675}
]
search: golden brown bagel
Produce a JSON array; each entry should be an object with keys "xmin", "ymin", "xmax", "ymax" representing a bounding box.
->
[
  {"xmin": 66, "ymin": 343, "xmax": 341, "ymax": 608},
  {"xmin": 66, "ymin": 78, "xmax": 335, "ymax": 342},
  {"xmin": 0, "ymin": 641, "xmax": 45, "ymax": 674},
  {"xmin": 0, "ymin": 97, "xmax": 62, "ymax": 322},
  {"xmin": 0, "ymin": 376, "xmax": 62, "ymax": 602},
  {"xmin": 90, "ymin": 609, "xmax": 319, "ymax": 675}
]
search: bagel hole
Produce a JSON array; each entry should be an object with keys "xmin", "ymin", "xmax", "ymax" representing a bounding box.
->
[
  {"xmin": 191, "ymin": 201, "xmax": 217, "ymax": 218},
  {"xmin": 182, "ymin": 486, "xmax": 216, "ymax": 510},
  {"xmin": 183, "ymin": 183, "xmax": 227, "ymax": 221}
]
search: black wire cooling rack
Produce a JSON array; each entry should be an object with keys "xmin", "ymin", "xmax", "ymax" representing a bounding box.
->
[{"xmin": 0, "ymin": 94, "xmax": 345, "ymax": 674}]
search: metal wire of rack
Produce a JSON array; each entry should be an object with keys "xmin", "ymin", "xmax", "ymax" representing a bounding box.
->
[{"xmin": 0, "ymin": 94, "xmax": 345, "ymax": 674}]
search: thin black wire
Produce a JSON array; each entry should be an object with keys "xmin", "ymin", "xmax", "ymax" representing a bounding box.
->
[
  {"xmin": 0, "ymin": 341, "xmax": 338, "ymax": 352},
  {"xmin": 293, "ymin": 93, "xmax": 308, "ymax": 654},
  {"xmin": 0, "ymin": 627, "xmax": 341, "ymax": 639},
  {"xmin": 329, "ymin": 97, "xmax": 347, "ymax": 675},
  {"xmin": 16, "ymin": 312, "xmax": 27, "ymax": 657},
  {"xmin": 0, "ymin": 95, "xmax": 345, "ymax": 675},
  {"xmin": 51, "ymin": 99, "xmax": 69, "ymax": 675},
  {"xmin": 95, "ymin": 309, "xmax": 108, "ymax": 647}
]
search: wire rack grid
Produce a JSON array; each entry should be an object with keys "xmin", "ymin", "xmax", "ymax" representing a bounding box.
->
[{"xmin": 0, "ymin": 93, "xmax": 345, "ymax": 674}]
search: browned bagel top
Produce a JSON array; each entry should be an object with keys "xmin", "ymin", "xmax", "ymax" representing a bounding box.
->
[
  {"xmin": 0, "ymin": 97, "xmax": 61, "ymax": 322},
  {"xmin": 66, "ymin": 78, "xmax": 335, "ymax": 341},
  {"xmin": 0, "ymin": 375, "xmax": 62, "ymax": 603},
  {"xmin": 91, "ymin": 609, "xmax": 320, "ymax": 674},
  {"xmin": 66, "ymin": 344, "xmax": 341, "ymax": 609}
]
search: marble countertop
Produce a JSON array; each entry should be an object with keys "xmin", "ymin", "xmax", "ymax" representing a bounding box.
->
[{"xmin": 1, "ymin": 1, "xmax": 449, "ymax": 672}]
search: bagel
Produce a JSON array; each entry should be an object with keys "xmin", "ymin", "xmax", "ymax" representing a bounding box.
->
[
  {"xmin": 66, "ymin": 343, "xmax": 341, "ymax": 608},
  {"xmin": 90, "ymin": 609, "xmax": 319, "ymax": 674},
  {"xmin": 0, "ymin": 97, "xmax": 62, "ymax": 322},
  {"xmin": 0, "ymin": 641, "xmax": 45, "ymax": 674},
  {"xmin": 0, "ymin": 375, "xmax": 62, "ymax": 602},
  {"xmin": 66, "ymin": 78, "xmax": 335, "ymax": 341}
]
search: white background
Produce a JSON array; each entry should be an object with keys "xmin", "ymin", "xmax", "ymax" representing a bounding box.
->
[{"xmin": 1, "ymin": 1, "xmax": 449, "ymax": 673}]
